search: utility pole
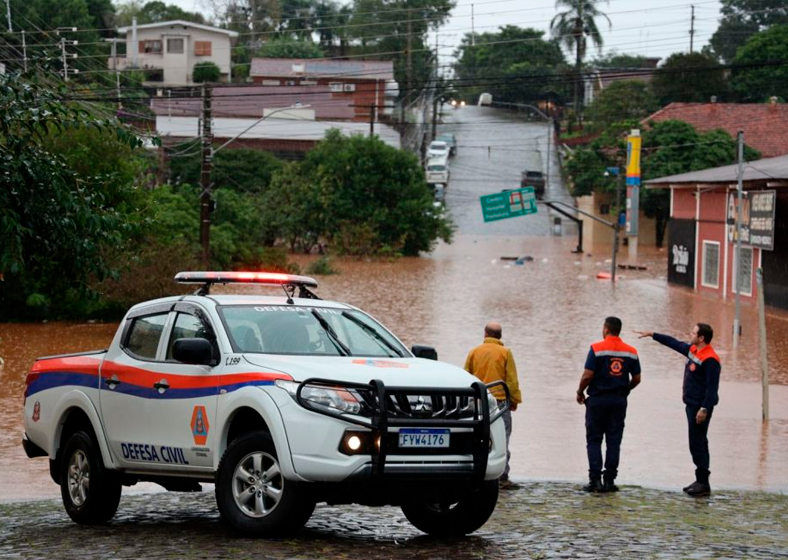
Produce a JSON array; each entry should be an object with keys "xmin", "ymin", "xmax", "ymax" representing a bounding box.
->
[
  {"xmin": 611, "ymin": 173, "xmax": 622, "ymax": 283},
  {"xmin": 756, "ymin": 268, "xmax": 769, "ymax": 421},
  {"xmin": 733, "ymin": 130, "xmax": 744, "ymax": 347},
  {"xmin": 406, "ymin": 0, "xmax": 412, "ymax": 107},
  {"xmin": 689, "ymin": 5, "xmax": 696, "ymax": 53},
  {"xmin": 5, "ymin": 0, "xmax": 11, "ymax": 32},
  {"xmin": 116, "ymin": 71, "xmax": 121, "ymax": 109},
  {"xmin": 432, "ymin": 96, "xmax": 438, "ymax": 140},
  {"xmin": 21, "ymin": 30, "xmax": 27, "ymax": 72},
  {"xmin": 471, "ymin": 4, "xmax": 475, "ymax": 46},
  {"xmin": 60, "ymin": 37, "xmax": 70, "ymax": 82},
  {"xmin": 369, "ymin": 104, "xmax": 376, "ymax": 137},
  {"xmin": 199, "ymin": 84, "xmax": 213, "ymax": 266}
]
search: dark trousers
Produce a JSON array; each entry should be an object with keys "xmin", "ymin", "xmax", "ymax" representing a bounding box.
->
[
  {"xmin": 585, "ymin": 396, "xmax": 627, "ymax": 481},
  {"xmin": 685, "ymin": 404, "xmax": 714, "ymax": 482}
]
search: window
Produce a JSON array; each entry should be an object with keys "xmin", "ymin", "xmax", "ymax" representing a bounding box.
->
[
  {"xmin": 167, "ymin": 38, "xmax": 184, "ymax": 53},
  {"xmin": 733, "ymin": 247, "xmax": 753, "ymax": 296},
  {"xmin": 126, "ymin": 314, "xmax": 169, "ymax": 360},
  {"xmin": 194, "ymin": 41, "xmax": 212, "ymax": 56},
  {"xmin": 701, "ymin": 241, "xmax": 720, "ymax": 288},
  {"xmin": 166, "ymin": 313, "xmax": 211, "ymax": 360},
  {"xmin": 139, "ymin": 40, "xmax": 162, "ymax": 54}
]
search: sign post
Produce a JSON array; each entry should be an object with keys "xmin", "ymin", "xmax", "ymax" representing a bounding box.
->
[
  {"xmin": 480, "ymin": 187, "xmax": 537, "ymax": 222},
  {"xmin": 625, "ymin": 130, "xmax": 641, "ymax": 261}
]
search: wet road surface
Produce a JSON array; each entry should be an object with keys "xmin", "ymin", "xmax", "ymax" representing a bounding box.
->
[{"xmin": 2, "ymin": 483, "xmax": 787, "ymax": 559}]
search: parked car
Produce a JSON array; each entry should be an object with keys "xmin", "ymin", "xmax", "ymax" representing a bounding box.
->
[
  {"xmin": 426, "ymin": 158, "xmax": 450, "ymax": 185},
  {"xmin": 427, "ymin": 141, "xmax": 449, "ymax": 159},
  {"xmin": 22, "ymin": 271, "xmax": 508, "ymax": 537},
  {"xmin": 521, "ymin": 170, "xmax": 546, "ymax": 200},
  {"xmin": 436, "ymin": 133, "xmax": 457, "ymax": 156}
]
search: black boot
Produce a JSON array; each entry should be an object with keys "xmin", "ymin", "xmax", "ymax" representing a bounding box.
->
[
  {"xmin": 603, "ymin": 479, "xmax": 619, "ymax": 493},
  {"xmin": 583, "ymin": 478, "xmax": 604, "ymax": 493},
  {"xmin": 685, "ymin": 469, "xmax": 711, "ymax": 497}
]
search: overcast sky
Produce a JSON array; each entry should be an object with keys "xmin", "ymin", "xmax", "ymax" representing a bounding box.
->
[{"xmin": 172, "ymin": 0, "xmax": 724, "ymax": 64}]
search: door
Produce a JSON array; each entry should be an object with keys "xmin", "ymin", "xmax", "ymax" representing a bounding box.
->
[
  {"xmin": 145, "ymin": 304, "xmax": 221, "ymax": 470},
  {"xmin": 100, "ymin": 306, "xmax": 172, "ymax": 469}
]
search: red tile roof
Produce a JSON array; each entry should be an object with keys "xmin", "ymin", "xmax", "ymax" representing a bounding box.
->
[
  {"xmin": 150, "ymin": 85, "xmax": 355, "ymax": 120},
  {"xmin": 644, "ymin": 102, "xmax": 788, "ymax": 158}
]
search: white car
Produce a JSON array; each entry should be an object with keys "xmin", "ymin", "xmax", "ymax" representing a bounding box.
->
[
  {"xmin": 22, "ymin": 272, "xmax": 508, "ymax": 537},
  {"xmin": 425, "ymin": 158, "xmax": 450, "ymax": 185},
  {"xmin": 427, "ymin": 141, "xmax": 449, "ymax": 159}
]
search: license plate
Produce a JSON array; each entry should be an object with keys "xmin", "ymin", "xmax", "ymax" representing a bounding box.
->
[{"xmin": 398, "ymin": 429, "xmax": 450, "ymax": 448}]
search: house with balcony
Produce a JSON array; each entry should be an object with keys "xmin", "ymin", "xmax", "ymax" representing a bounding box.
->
[{"xmin": 111, "ymin": 20, "xmax": 238, "ymax": 85}]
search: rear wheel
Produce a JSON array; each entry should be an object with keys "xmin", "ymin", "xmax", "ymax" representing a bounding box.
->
[
  {"xmin": 60, "ymin": 431, "xmax": 122, "ymax": 524},
  {"xmin": 401, "ymin": 479, "xmax": 499, "ymax": 536},
  {"xmin": 216, "ymin": 432, "xmax": 315, "ymax": 536}
]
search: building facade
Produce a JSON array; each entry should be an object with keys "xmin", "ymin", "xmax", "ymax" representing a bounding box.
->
[
  {"xmin": 249, "ymin": 58, "xmax": 398, "ymax": 123},
  {"xmin": 646, "ymin": 155, "xmax": 788, "ymax": 310},
  {"xmin": 112, "ymin": 20, "xmax": 238, "ymax": 85}
]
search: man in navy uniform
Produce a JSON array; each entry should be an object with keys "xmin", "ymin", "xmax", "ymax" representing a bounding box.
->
[
  {"xmin": 636, "ymin": 323, "xmax": 721, "ymax": 497},
  {"xmin": 576, "ymin": 317, "xmax": 641, "ymax": 493}
]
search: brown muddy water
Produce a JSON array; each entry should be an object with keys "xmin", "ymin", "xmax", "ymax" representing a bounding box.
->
[{"xmin": 1, "ymin": 235, "xmax": 786, "ymax": 501}]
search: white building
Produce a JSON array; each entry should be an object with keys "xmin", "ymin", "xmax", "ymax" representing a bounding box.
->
[{"xmin": 111, "ymin": 20, "xmax": 238, "ymax": 85}]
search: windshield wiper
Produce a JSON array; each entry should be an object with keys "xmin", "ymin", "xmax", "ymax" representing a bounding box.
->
[
  {"xmin": 310, "ymin": 310, "xmax": 351, "ymax": 356},
  {"xmin": 341, "ymin": 312, "xmax": 404, "ymax": 358}
]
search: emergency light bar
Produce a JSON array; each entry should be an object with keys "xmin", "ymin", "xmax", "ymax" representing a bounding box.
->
[{"xmin": 175, "ymin": 271, "xmax": 322, "ymax": 299}]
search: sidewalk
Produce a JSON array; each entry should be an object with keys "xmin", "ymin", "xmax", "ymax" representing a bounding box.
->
[{"xmin": 1, "ymin": 482, "xmax": 786, "ymax": 559}]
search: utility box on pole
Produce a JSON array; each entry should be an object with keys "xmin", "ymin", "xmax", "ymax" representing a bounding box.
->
[{"xmin": 625, "ymin": 129, "xmax": 641, "ymax": 261}]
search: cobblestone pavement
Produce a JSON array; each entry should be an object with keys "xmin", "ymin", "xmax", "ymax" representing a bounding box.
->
[{"xmin": 2, "ymin": 482, "xmax": 787, "ymax": 559}]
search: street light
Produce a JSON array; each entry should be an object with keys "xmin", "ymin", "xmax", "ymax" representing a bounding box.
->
[{"xmin": 213, "ymin": 103, "xmax": 311, "ymax": 154}]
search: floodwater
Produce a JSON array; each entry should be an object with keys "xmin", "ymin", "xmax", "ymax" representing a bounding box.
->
[{"xmin": 1, "ymin": 107, "xmax": 787, "ymax": 502}]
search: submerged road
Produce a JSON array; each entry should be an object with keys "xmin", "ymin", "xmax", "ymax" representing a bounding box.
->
[{"xmin": 437, "ymin": 105, "xmax": 576, "ymax": 236}]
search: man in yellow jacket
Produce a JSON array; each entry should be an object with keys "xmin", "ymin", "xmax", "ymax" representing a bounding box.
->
[{"xmin": 464, "ymin": 321, "xmax": 523, "ymax": 488}]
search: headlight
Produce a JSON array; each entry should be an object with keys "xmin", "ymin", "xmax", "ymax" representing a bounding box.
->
[{"xmin": 275, "ymin": 380, "xmax": 362, "ymax": 415}]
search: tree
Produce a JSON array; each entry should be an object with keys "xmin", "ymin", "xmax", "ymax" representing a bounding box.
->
[
  {"xmin": 550, "ymin": 0, "xmax": 611, "ymax": 114},
  {"xmin": 592, "ymin": 53, "xmax": 657, "ymax": 68},
  {"xmin": 585, "ymin": 80, "xmax": 658, "ymax": 131},
  {"xmin": 114, "ymin": 0, "xmax": 207, "ymax": 26},
  {"xmin": 193, "ymin": 61, "xmax": 221, "ymax": 82},
  {"xmin": 275, "ymin": 130, "xmax": 453, "ymax": 256},
  {"xmin": 453, "ymin": 26, "xmax": 566, "ymax": 105},
  {"xmin": 730, "ymin": 25, "xmax": 788, "ymax": 101},
  {"xmin": 256, "ymin": 37, "xmax": 325, "ymax": 58},
  {"xmin": 709, "ymin": 0, "xmax": 788, "ymax": 63},
  {"xmin": 652, "ymin": 52, "xmax": 727, "ymax": 105},
  {"xmin": 169, "ymin": 148, "xmax": 284, "ymax": 194},
  {"xmin": 0, "ymin": 73, "xmax": 148, "ymax": 318}
]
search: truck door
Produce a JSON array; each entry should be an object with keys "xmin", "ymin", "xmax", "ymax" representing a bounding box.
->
[
  {"xmin": 145, "ymin": 303, "xmax": 220, "ymax": 471},
  {"xmin": 100, "ymin": 304, "xmax": 172, "ymax": 470}
]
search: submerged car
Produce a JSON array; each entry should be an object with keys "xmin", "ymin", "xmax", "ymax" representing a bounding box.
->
[{"xmin": 22, "ymin": 272, "xmax": 509, "ymax": 537}]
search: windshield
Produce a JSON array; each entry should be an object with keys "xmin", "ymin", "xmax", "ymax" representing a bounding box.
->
[
  {"xmin": 427, "ymin": 165, "xmax": 446, "ymax": 171},
  {"xmin": 218, "ymin": 305, "xmax": 409, "ymax": 358},
  {"xmin": 429, "ymin": 143, "xmax": 447, "ymax": 151}
]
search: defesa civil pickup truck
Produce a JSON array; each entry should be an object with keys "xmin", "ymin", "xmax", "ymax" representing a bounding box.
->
[{"xmin": 23, "ymin": 272, "xmax": 509, "ymax": 536}]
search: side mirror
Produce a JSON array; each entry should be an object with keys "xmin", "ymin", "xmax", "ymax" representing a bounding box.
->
[
  {"xmin": 172, "ymin": 338, "xmax": 214, "ymax": 365},
  {"xmin": 411, "ymin": 345, "xmax": 438, "ymax": 360}
]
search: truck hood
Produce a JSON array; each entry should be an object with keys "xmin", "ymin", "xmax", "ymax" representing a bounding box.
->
[{"xmin": 243, "ymin": 354, "xmax": 478, "ymax": 388}]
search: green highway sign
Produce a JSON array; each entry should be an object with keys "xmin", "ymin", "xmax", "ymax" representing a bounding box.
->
[{"xmin": 480, "ymin": 187, "xmax": 538, "ymax": 222}]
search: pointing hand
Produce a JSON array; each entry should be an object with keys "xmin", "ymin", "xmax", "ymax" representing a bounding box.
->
[{"xmin": 633, "ymin": 330, "xmax": 653, "ymax": 339}]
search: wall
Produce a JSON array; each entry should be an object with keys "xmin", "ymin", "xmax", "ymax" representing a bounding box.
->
[{"xmin": 577, "ymin": 191, "xmax": 658, "ymax": 248}]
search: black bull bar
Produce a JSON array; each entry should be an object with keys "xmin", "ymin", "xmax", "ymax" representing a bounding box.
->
[{"xmin": 296, "ymin": 378, "xmax": 510, "ymax": 482}]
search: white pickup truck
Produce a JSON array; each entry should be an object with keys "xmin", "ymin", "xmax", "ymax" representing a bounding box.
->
[{"xmin": 22, "ymin": 272, "xmax": 509, "ymax": 536}]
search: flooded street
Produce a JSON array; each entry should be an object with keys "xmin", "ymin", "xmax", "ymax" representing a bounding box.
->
[{"xmin": 1, "ymin": 106, "xmax": 787, "ymax": 506}]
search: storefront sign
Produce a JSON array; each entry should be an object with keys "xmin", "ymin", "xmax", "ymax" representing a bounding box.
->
[
  {"xmin": 748, "ymin": 190, "xmax": 776, "ymax": 250},
  {"xmin": 667, "ymin": 219, "xmax": 695, "ymax": 288}
]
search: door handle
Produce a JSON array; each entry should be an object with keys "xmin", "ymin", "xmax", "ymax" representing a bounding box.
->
[
  {"xmin": 104, "ymin": 375, "xmax": 120, "ymax": 389},
  {"xmin": 153, "ymin": 379, "xmax": 170, "ymax": 393}
]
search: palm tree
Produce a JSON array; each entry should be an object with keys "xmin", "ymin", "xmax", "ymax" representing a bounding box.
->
[{"xmin": 550, "ymin": 0, "xmax": 611, "ymax": 117}]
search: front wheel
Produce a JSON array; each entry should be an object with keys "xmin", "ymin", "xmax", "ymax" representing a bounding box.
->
[
  {"xmin": 401, "ymin": 479, "xmax": 499, "ymax": 536},
  {"xmin": 60, "ymin": 430, "xmax": 122, "ymax": 524},
  {"xmin": 216, "ymin": 432, "xmax": 315, "ymax": 536}
]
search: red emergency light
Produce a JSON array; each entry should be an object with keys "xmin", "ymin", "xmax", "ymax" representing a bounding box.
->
[{"xmin": 175, "ymin": 271, "xmax": 318, "ymax": 288}]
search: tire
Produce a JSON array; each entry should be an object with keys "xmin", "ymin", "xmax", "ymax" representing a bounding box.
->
[
  {"xmin": 60, "ymin": 431, "xmax": 122, "ymax": 524},
  {"xmin": 401, "ymin": 479, "xmax": 499, "ymax": 536},
  {"xmin": 216, "ymin": 432, "xmax": 315, "ymax": 537}
]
